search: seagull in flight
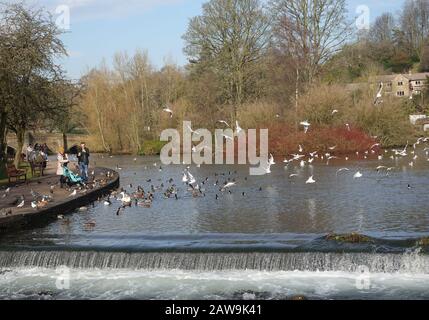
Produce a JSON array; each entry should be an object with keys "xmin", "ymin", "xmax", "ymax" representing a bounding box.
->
[
  {"xmin": 235, "ymin": 121, "xmax": 243, "ymax": 136},
  {"xmin": 374, "ymin": 82, "xmax": 384, "ymax": 105},
  {"xmin": 336, "ymin": 168, "xmax": 350, "ymax": 176},
  {"xmin": 306, "ymin": 176, "xmax": 316, "ymax": 184},
  {"xmin": 187, "ymin": 171, "xmax": 197, "ymax": 185},
  {"xmin": 269, "ymin": 154, "xmax": 275, "ymax": 166},
  {"xmin": 300, "ymin": 121, "xmax": 311, "ymax": 133},
  {"xmin": 217, "ymin": 120, "xmax": 230, "ymax": 127},
  {"xmin": 187, "ymin": 125, "xmax": 200, "ymax": 135},
  {"xmin": 222, "ymin": 134, "xmax": 233, "ymax": 141},
  {"xmin": 222, "ymin": 182, "xmax": 236, "ymax": 190},
  {"xmin": 326, "ymin": 156, "xmax": 339, "ymax": 165},
  {"xmin": 291, "ymin": 154, "xmax": 305, "ymax": 161},
  {"xmin": 163, "ymin": 106, "xmax": 173, "ymax": 118},
  {"xmin": 354, "ymin": 171, "xmax": 363, "ymax": 179},
  {"xmin": 182, "ymin": 172, "xmax": 189, "ymax": 183}
]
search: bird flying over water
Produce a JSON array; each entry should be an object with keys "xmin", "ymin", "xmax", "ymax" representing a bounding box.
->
[
  {"xmin": 269, "ymin": 154, "xmax": 275, "ymax": 166},
  {"xmin": 306, "ymin": 176, "xmax": 316, "ymax": 184},
  {"xmin": 223, "ymin": 182, "xmax": 236, "ymax": 189},
  {"xmin": 187, "ymin": 171, "xmax": 197, "ymax": 185},
  {"xmin": 354, "ymin": 171, "xmax": 363, "ymax": 179},
  {"xmin": 336, "ymin": 168, "xmax": 350, "ymax": 176}
]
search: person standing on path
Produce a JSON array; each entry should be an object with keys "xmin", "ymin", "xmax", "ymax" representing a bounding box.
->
[
  {"xmin": 77, "ymin": 142, "xmax": 90, "ymax": 182},
  {"xmin": 57, "ymin": 147, "xmax": 69, "ymax": 188}
]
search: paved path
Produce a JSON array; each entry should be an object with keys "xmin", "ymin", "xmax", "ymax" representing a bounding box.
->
[{"xmin": 0, "ymin": 161, "xmax": 119, "ymax": 230}]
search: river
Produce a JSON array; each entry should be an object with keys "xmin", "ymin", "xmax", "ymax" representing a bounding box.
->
[{"xmin": 1, "ymin": 150, "xmax": 429, "ymax": 299}]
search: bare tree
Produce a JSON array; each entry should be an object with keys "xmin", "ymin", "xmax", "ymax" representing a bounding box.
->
[
  {"xmin": 400, "ymin": 0, "xmax": 429, "ymax": 58},
  {"xmin": 371, "ymin": 13, "xmax": 396, "ymax": 44},
  {"xmin": 183, "ymin": 0, "xmax": 271, "ymax": 121},
  {"xmin": 270, "ymin": 0, "xmax": 351, "ymax": 83}
]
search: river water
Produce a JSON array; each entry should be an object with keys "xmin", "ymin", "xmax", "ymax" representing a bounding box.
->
[{"xmin": 1, "ymin": 150, "xmax": 429, "ymax": 299}]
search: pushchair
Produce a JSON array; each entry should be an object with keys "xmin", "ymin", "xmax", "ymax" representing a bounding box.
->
[{"xmin": 62, "ymin": 166, "xmax": 85, "ymax": 186}]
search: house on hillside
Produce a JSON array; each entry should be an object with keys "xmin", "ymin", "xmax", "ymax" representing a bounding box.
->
[{"xmin": 372, "ymin": 72, "xmax": 429, "ymax": 98}]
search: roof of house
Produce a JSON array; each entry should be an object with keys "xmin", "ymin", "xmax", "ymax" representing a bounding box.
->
[
  {"xmin": 370, "ymin": 72, "xmax": 429, "ymax": 83},
  {"xmin": 402, "ymin": 72, "xmax": 429, "ymax": 81}
]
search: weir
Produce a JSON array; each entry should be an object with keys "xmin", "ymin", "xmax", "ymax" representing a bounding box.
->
[{"xmin": 0, "ymin": 251, "xmax": 428, "ymax": 273}]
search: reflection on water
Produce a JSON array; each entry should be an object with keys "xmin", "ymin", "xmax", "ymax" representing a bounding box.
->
[{"xmin": 1, "ymin": 151, "xmax": 429, "ymax": 250}]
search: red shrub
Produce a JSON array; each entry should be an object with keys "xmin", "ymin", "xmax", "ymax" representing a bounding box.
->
[{"xmin": 261, "ymin": 122, "xmax": 376, "ymax": 156}]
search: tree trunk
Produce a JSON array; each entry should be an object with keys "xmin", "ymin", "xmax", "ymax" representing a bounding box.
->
[
  {"xmin": 295, "ymin": 68, "xmax": 300, "ymax": 132},
  {"xmin": 62, "ymin": 132, "xmax": 68, "ymax": 151},
  {"xmin": 14, "ymin": 127, "xmax": 25, "ymax": 168},
  {"xmin": 0, "ymin": 111, "xmax": 7, "ymax": 164},
  {"xmin": 94, "ymin": 87, "xmax": 110, "ymax": 152}
]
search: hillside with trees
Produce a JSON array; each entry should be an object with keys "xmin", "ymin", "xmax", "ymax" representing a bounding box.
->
[
  {"xmin": 77, "ymin": 0, "xmax": 429, "ymax": 155},
  {"xmin": 2, "ymin": 0, "xmax": 429, "ymax": 159}
]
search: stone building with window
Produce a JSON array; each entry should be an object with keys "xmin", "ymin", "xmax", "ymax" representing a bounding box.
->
[{"xmin": 372, "ymin": 72, "xmax": 429, "ymax": 98}]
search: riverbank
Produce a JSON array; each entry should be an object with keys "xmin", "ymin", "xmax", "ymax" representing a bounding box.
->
[{"xmin": 0, "ymin": 166, "xmax": 119, "ymax": 231}]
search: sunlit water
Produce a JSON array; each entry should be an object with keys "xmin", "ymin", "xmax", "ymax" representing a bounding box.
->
[{"xmin": 1, "ymin": 150, "xmax": 429, "ymax": 299}]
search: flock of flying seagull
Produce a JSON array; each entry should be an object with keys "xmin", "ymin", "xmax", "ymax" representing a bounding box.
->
[
  {"xmin": 104, "ymin": 131, "xmax": 429, "ymax": 221},
  {"xmin": 1, "ymin": 105, "xmax": 428, "ymax": 225}
]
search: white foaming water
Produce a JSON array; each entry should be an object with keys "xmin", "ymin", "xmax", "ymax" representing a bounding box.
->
[{"xmin": 2, "ymin": 268, "xmax": 429, "ymax": 300}]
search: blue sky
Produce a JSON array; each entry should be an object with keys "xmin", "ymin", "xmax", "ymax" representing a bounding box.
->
[{"xmin": 18, "ymin": 0, "xmax": 406, "ymax": 79}]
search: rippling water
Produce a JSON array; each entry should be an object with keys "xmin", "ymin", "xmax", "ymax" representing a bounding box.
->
[
  {"xmin": 1, "ymin": 150, "xmax": 429, "ymax": 299},
  {"xmin": 1, "ymin": 151, "xmax": 429, "ymax": 250}
]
